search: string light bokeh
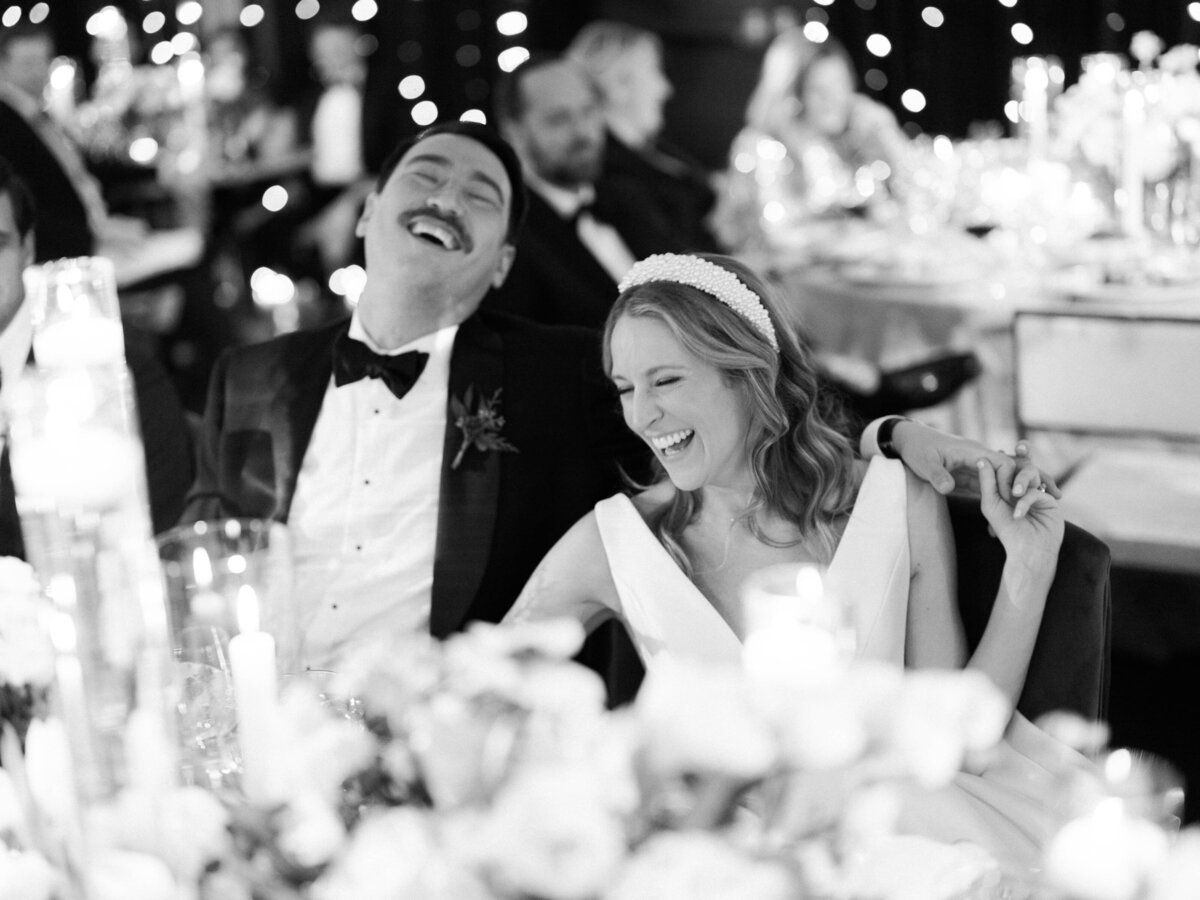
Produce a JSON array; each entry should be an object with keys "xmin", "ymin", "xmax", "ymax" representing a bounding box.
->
[{"xmin": 4, "ymin": 0, "xmax": 1200, "ymax": 166}]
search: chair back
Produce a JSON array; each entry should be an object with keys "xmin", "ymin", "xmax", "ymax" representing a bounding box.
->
[
  {"xmin": 948, "ymin": 495, "xmax": 1112, "ymax": 723},
  {"xmin": 1014, "ymin": 310, "xmax": 1200, "ymax": 443}
]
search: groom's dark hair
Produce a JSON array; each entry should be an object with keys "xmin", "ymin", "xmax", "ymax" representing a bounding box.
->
[{"xmin": 375, "ymin": 121, "xmax": 528, "ymax": 242}]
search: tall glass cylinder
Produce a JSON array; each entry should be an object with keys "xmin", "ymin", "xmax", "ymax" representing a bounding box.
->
[
  {"xmin": 22, "ymin": 256, "xmax": 126, "ymax": 367},
  {"xmin": 5, "ymin": 366, "xmax": 174, "ymax": 803}
]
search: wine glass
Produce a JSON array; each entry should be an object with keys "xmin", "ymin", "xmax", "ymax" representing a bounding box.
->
[{"xmin": 174, "ymin": 625, "xmax": 239, "ymax": 788}]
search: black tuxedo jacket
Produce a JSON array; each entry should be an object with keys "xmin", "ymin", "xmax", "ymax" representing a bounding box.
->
[
  {"xmin": 0, "ymin": 96, "xmax": 94, "ymax": 262},
  {"xmin": 184, "ymin": 311, "xmax": 646, "ymax": 638},
  {"xmin": 482, "ymin": 180, "xmax": 692, "ymax": 330},
  {"xmin": 603, "ymin": 133, "xmax": 719, "ymax": 253}
]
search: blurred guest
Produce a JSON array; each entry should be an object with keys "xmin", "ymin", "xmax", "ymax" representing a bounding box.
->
[
  {"xmin": 0, "ymin": 157, "xmax": 193, "ymax": 550},
  {"xmin": 712, "ymin": 29, "xmax": 910, "ymax": 252},
  {"xmin": 250, "ymin": 18, "xmax": 411, "ymax": 283},
  {"xmin": 488, "ymin": 53, "xmax": 690, "ymax": 329},
  {"xmin": 0, "ymin": 22, "xmax": 109, "ymax": 261},
  {"xmin": 204, "ymin": 26, "xmax": 291, "ymax": 172},
  {"xmin": 0, "ymin": 22, "xmax": 207, "ymax": 269},
  {"xmin": 567, "ymin": 21, "xmax": 718, "ymax": 251}
]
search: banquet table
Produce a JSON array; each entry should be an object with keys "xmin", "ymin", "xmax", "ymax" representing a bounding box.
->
[{"xmin": 764, "ymin": 226, "xmax": 1200, "ymax": 575}]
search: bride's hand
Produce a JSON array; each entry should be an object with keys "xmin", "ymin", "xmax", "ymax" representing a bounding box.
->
[{"xmin": 977, "ymin": 458, "xmax": 1064, "ymax": 571}]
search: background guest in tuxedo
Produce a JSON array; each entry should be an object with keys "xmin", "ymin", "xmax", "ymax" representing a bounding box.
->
[
  {"xmin": 711, "ymin": 28, "xmax": 911, "ymax": 252},
  {"xmin": 184, "ymin": 122, "xmax": 645, "ymax": 698},
  {"xmin": 0, "ymin": 157, "xmax": 194, "ymax": 555},
  {"xmin": 566, "ymin": 21, "xmax": 719, "ymax": 252},
  {"xmin": 486, "ymin": 53, "xmax": 692, "ymax": 330}
]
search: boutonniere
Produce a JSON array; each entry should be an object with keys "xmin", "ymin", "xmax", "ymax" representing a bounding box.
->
[{"xmin": 450, "ymin": 386, "xmax": 518, "ymax": 470}]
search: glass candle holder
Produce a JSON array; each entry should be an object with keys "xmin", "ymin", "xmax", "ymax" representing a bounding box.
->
[
  {"xmin": 156, "ymin": 519, "xmax": 295, "ymax": 798},
  {"xmin": 741, "ymin": 562, "xmax": 855, "ymax": 688},
  {"xmin": 23, "ymin": 256, "xmax": 125, "ymax": 367},
  {"xmin": 5, "ymin": 364, "xmax": 174, "ymax": 803}
]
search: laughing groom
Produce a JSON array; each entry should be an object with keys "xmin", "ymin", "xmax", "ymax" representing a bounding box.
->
[{"xmin": 184, "ymin": 122, "xmax": 645, "ymax": 685}]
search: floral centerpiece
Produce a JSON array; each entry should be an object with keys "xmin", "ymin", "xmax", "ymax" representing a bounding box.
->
[
  {"xmin": 203, "ymin": 621, "xmax": 1021, "ymax": 900},
  {"xmin": 1051, "ymin": 32, "xmax": 1200, "ymax": 241},
  {"xmin": 4, "ymin": 613, "xmax": 1200, "ymax": 899}
]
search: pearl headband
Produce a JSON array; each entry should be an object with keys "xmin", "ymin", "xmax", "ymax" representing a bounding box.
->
[{"xmin": 618, "ymin": 254, "xmax": 780, "ymax": 352}]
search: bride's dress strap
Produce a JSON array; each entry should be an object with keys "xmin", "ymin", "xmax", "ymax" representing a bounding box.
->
[
  {"xmin": 825, "ymin": 456, "xmax": 910, "ymax": 666},
  {"xmin": 594, "ymin": 494, "xmax": 744, "ymax": 668}
]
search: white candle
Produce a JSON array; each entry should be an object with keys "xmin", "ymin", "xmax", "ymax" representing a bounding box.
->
[
  {"xmin": 1122, "ymin": 84, "xmax": 1146, "ymax": 238},
  {"xmin": 229, "ymin": 585, "xmax": 280, "ymax": 804},
  {"xmin": 32, "ymin": 318, "xmax": 126, "ymax": 367},
  {"xmin": 1023, "ymin": 58, "xmax": 1050, "ymax": 161}
]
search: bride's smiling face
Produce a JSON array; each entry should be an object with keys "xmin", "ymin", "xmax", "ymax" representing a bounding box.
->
[{"xmin": 609, "ymin": 314, "xmax": 754, "ymax": 492}]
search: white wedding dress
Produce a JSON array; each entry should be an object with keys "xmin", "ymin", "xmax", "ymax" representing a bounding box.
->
[{"xmin": 594, "ymin": 456, "xmax": 1087, "ymax": 880}]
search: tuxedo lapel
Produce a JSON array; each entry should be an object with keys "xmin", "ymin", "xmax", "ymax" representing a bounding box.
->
[
  {"xmin": 271, "ymin": 323, "xmax": 341, "ymax": 521},
  {"xmin": 430, "ymin": 315, "xmax": 503, "ymax": 637}
]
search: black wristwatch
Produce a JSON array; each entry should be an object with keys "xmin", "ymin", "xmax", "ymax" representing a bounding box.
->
[{"xmin": 876, "ymin": 416, "xmax": 910, "ymax": 460}]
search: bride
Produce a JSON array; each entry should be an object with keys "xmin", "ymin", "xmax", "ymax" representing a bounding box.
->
[{"xmin": 504, "ymin": 252, "xmax": 1076, "ymax": 876}]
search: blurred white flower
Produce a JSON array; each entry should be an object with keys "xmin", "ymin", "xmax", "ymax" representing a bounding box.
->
[
  {"xmin": 463, "ymin": 618, "xmax": 586, "ymax": 661},
  {"xmin": 87, "ymin": 848, "xmax": 178, "ymax": 900},
  {"xmin": 479, "ymin": 764, "xmax": 627, "ymax": 900},
  {"xmin": 636, "ymin": 660, "xmax": 776, "ymax": 779},
  {"xmin": 410, "ymin": 693, "xmax": 518, "ymax": 808},
  {"xmin": 312, "ymin": 808, "xmax": 435, "ymax": 900},
  {"xmin": 0, "ymin": 849, "xmax": 57, "ymax": 900},
  {"xmin": 312, "ymin": 807, "xmax": 492, "ymax": 900},
  {"xmin": 515, "ymin": 659, "xmax": 606, "ymax": 718},
  {"xmin": 604, "ymin": 831, "xmax": 795, "ymax": 900},
  {"xmin": 87, "ymin": 786, "xmax": 229, "ymax": 882},
  {"xmin": 1148, "ymin": 827, "xmax": 1200, "ymax": 900},
  {"xmin": 0, "ymin": 558, "xmax": 54, "ymax": 686},
  {"xmin": 277, "ymin": 791, "xmax": 347, "ymax": 869},
  {"xmin": 774, "ymin": 683, "xmax": 868, "ymax": 770},
  {"xmin": 273, "ymin": 687, "xmax": 376, "ymax": 803},
  {"xmin": 889, "ymin": 669, "xmax": 1009, "ymax": 786}
]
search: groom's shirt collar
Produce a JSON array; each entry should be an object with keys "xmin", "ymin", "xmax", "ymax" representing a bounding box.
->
[{"xmin": 288, "ymin": 313, "xmax": 460, "ymax": 670}]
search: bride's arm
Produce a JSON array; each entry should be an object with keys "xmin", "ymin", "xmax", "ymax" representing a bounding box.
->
[
  {"xmin": 904, "ymin": 461, "xmax": 1063, "ymax": 710},
  {"xmin": 503, "ymin": 511, "xmax": 622, "ymax": 634},
  {"xmin": 967, "ymin": 460, "xmax": 1063, "ymax": 707}
]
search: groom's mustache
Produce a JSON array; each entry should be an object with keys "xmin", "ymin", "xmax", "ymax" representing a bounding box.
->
[{"xmin": 398, "ymin": 204, "xmax": 474, "ymax": 253}]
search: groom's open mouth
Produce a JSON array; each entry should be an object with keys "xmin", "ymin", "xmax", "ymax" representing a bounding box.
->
[
  {"xmin": 650, "ymin": 429, "xmax": 694, "ymax": 457},
  {"xmin": 401, "ymin": 211, "xmax": 472, "ymax": 253}
]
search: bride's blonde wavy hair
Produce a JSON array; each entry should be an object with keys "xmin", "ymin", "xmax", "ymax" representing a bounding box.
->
[{"xmin": 601, "ymin": 254, "xmax": 857, "ymax": 577}]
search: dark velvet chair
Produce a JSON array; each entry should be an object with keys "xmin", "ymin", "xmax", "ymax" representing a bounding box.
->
[{"xmin": 948, "ymin": 495, "xmax": 1113, "ymax": 723}]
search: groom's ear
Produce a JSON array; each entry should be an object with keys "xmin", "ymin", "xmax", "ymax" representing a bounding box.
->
[
  {"xmin": 491, "ymin": 243, "xmax": 516, "ymax": 288},
  {"xmin": 355, "ymin": 192, "xmax": 378, "ymax": 237}
]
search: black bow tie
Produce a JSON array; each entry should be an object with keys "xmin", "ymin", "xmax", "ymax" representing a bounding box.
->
[{"xmin": 332, "ymin": 332, "xmax": 429, "ymax": 400}]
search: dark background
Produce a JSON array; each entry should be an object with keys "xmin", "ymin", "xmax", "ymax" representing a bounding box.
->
[{"xmin": 40, "ymin": 0, "xmax": 1200, "ymax": 169}]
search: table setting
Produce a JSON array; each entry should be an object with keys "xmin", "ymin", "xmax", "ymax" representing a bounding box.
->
[{"xmin": 0, "ymin": 258, "xmax": 1193, "ymax": 900}]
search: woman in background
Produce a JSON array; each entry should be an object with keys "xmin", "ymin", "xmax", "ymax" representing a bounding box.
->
[{"xmin": 712, "ymin": 29, "xmax": 910, "ymax": 252}]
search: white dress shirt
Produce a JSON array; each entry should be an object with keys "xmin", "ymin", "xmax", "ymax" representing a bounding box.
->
[
  {"xmin": 288, "ymin": 316, "xmax": 458, "ymax": 670},
  {"xmin": 526, "ymin": 175, "xmax": 637, "ymax": 284}
]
